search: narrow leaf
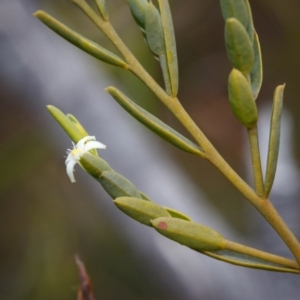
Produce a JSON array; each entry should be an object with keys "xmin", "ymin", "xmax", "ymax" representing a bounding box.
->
[
  {"xmin": 151, "ymin": 217, "xmax": 226, "ymax": 251},
  {"xmin": 47, "ymin": 105, "xmax": 86, "ymax": 143},
  {"xmin": 157, "ymin": 0, "xmax": 178, "ymax": 97},
  {"xmin": 228, "ymin": 69, "xmax": 258, "ymax": 128},
  {"xmin": 94, "ymin": 0, "xmax": 109, "ymax": 21},
  {"xmin": 125, "ymin": 0, "xmax": 148, "ymax": 29},
  {"xmin": 139, "ymin": 191, "xmax": 153, "ymax": 202},
  {"xmin": 220, "ymin": 0, "xmax": 250, "ymax": 31},
  {"xmin": 145, "ymin": 2, "xmax": 165, "ymax": 56},
  {"xmin": 106, "ymin": 87, "xmax": 204, "ymax": 156},
  {"xmin": 204, "ymin": 249, "xmax": 300, "ymax": 273},
  {"xmin": 67, "ymin": 114, "xmax": 89, "ymax": 137},
  {"xmin": 225, "ymin": 18, "xmax": 254, "ymax": 73},
  {"xmin": 99, "ymin": 171, "xmax": 142, "ymax": 199},
  {"xmin": 34, "ymin": 11, "xmax": 128, "ymax": 69},
  {"xmin": 164, "ymin": 207, "xmax": 193, "ymax": 221},
  {"xmin": 244, "ymin": 0, "xmax": 254, "ymax": 40},
  {"xmin": 80, "ymin": 152, "xmax": 113, "ymax": 179},
  {"xmin": 114, "ymin": 197, "xmax": 170, "ymax": 226},
  {"xmin": 264, "ymin": 84, "xmax": 285, "ymax": 198},
  {"xmin": 145, "ymin": 2, "xmax": 172, "ymax": 94},
  {"xmin": 250, "ymin": 31, "xmax": 263, "ymax": 100}
]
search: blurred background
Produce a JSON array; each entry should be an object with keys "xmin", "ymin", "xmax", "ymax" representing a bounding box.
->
[{"xmin": 1, "ymin": 0, "xmax": 300, "ymax": 299}]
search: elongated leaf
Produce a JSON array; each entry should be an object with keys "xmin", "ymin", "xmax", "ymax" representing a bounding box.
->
[
  {"xmin": 145, "ymin": 2, "xmax": 165, "ymax": 56},
  {"xmin": 34, "ymin": 11, "xmax": 128, "ymax": 69},
  {"xmin": 264, "ymin": 84, "xmax": 285, "ymax": 198},
  {"xmin": 203, "ymin": 249, "xmax": 300, "ymax": 273},
  {"xmin": 220, "ymin": 0, "xmax": 250, "ymax": 31},
  {"xmin": 164, "ymin": 207, "xmax": 193, "ymax": 221},
  {"xmin": 151, "ymin": 217, "xmax": 226, "ymax": 251},
  {"xmin": 47, "ymin": 105, "xmax": 86, "ymax": 143},
  {"xmin": 80, "ymin": 152, "xmax": 112, "ymax": 179},
  {"xmin": 250, "ymin": 31, "xmax": 263, "ymax": 100},
  {"xmin": 125, "ymin": 0, "xmax": 148, "ymax": 29},
  {"xmin": 94, "ymin": 0, "xmax": 109, "ymax": 21},
  {"xmin": 228, "ymin": 69, "xmax": 258, "ymax": 128},
  {"xmin": 106, "ymin": 87, "xmax": 204, "ymax": 156},
  {"xmin": 157, "ymin": 0, "xmax": 178, "ymax": 97},
  {"xmin": 99, "ymin": 170, "xmax": 142, "ymax": 199},
  {"xmin": 144, "ymin": 2, "xmax": 172, "ymax": 94},
  {"xmin": 225, "ymin": 18, "xmax": 254, "ymax": 73},
  {"xmin": 244, "ymin": 0, "xmax": 254, "ymax": 40},
  {"xmin": 67, "ymin": 114, "xmax": 89, "ymax": 137},
  {"xmin": 114, "ymin": 197, "xmax": 170, "ymax": 226},
  {"xmin": 139, "ymin": 191, "xmax": 152, "ymax": 202}
]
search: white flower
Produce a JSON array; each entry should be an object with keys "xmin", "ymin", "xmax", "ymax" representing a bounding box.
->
[{"xmin": 65, "ymin": 136, "xmax": 106, "ymax": 183}]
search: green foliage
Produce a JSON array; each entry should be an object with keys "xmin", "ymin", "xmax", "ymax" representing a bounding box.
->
[
  {"xmin": 264, "ymin": 84, "xmax": 285, "ymax": 197},
  {"xmin": 37, "ymin": 0, "xmax": 300, "ymax": 275}
]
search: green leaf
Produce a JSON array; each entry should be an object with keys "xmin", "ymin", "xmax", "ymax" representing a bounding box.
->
[
  {"xmin": 139, "ymin": 191, "xmax": 153, "ymax": 202},
  {"xmin": 145, "ymin": 2, "xmax": 165, "ymax": 56},
  {"xmin": 94, "ymin": 0, "xmax": 109, "ymax": 21},
  {"xmin": 228, "ymin": 69, "xmax": 258, "ymax": 128},
  {"xmin": 34, "ymin": 11, "xmax": 128, "ymax": 69},
  {"xmin": 164, "ymin": 207, "xmax": 193, "ymax": 221},
  {"xmin": 47, "ymin": 105, "xmax": 87, "ymax": 143},
  {"xmin": 244, "ymin": 0, "xmax": 254, "ymax": 40},
  {"xmin": 264, "ymin": 84, "xmax": 285, "ymax": 198},
  {"xmin": 225, "ymin": 18, "xmax": 254, "ymax": 73},
  {"xmin": 250, "ymin": 31, "xmax": 263, "ymax": 100},
  {"xmin": 99, "ymin": 171, "xmax": 142, "ymax": 199},
  {"xmin": 114, "ymin": 197, "xmax": 170, "ymax": 226},
  {"xmin": 144, "ymin": 2, "xmax": 173, "ymax": 94},
  {"xmin": 220, "ymin": 0, "xmax": 250, "ymax": 31},
  {"xmin": 204, "ymin": 249, "xmax": 300, "ymax": 273},
  {"xmin": 151, "ymin": 217, "xmax": 226, "ymax": 251},
  {"xmin": 157, "ymin": 0, "xmax": 178, "ymax": 97},
  {"xmin": 106, "ymin": 87, "xmax": 204, "ymax": 156},
  {"xmin": 80, "ymin": 152, "xmax": 112, "ymax": 179},
  {"xmin": 125, "ymin": 0, "xmax": 148, "ymax": 29},
  {"xmin": 67, "ymin": 114, "xmax": 89, "ymax": 137}
]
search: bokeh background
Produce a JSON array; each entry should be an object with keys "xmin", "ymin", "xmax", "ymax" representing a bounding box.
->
[{"xmin": 1, "ymin": 0, "xmax": 300, "ymax": 299}]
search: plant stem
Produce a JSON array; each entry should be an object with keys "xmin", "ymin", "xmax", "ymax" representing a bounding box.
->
[
  {"xmin": 247, "ymin": 126, "xmax": 265, "ymax": 197},
  {"xmin": 225, "ymin": 240, "xmax": 299, "ymax": 271},
  {"xmin": 72, "ymin": 0, "xmax": 300, "ymax": 266}
]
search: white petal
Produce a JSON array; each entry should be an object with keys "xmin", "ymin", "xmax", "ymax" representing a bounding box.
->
[
  {"xmin": 65, "ymin": 152, "xmax": 73, "ymax": 165},
  {"xmin": 77, "ymin": 136, "xmax": 95, "ymax": 149},
  {"xmin": 66, "ymin": 159, "xmax": 77, "ymax": 183},
  {"xmin": 84, "ymin": 141, "xmax": 106, "ymax": 152}
]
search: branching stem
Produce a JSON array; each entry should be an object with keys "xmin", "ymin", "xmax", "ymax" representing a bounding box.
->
[{"xmin": 72, "ymin": 0, "xmax": 300, "ymax": 267}]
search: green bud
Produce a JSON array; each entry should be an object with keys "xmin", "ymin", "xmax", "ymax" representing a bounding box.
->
[
  {"xmin": 151, "ymin": 217, "xmax": 226, "ymax": 251},
  {"xmin": 225, "ymin": 18, "xmax": 254, "ymax": 73},
  {"xmin": 114, "ymin": 197, "xmax": 170, "ymax": 226},
  {"xmin": 228, "ymin": 69, "xmax": 258, "ymax": 128}
]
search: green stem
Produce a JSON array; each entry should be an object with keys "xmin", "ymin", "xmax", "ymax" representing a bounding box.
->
[
  {"xmin": 247, "ymin": 126, "xmax": 265, "ymax": 197},
  {"xmin": 225, "ymin": 240, "xmax": 299, "ymax": 271},
  {"xmin": 71, "ymin": 0, "xmax": 300, "ymax": 266}
]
